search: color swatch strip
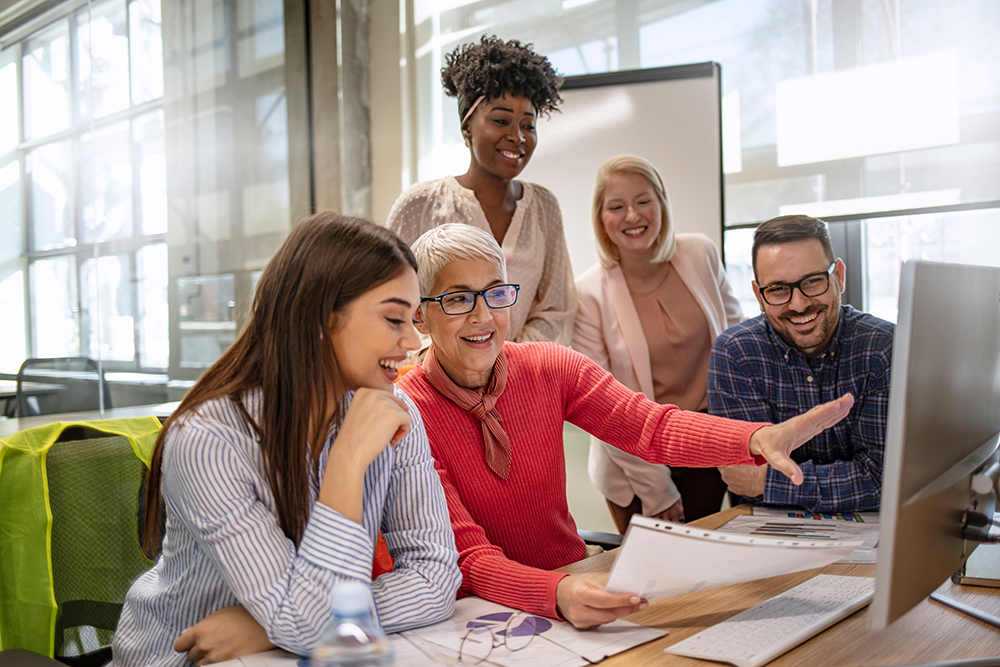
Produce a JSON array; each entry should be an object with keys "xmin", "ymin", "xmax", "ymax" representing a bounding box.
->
[{"xmin": 784, "ymin": 511, "xmax": 865, "ymax": 523}]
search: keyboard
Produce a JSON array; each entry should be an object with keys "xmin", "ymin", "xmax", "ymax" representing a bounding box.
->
[{"xmin": 664, "ymin": 574, "xmax": 875, "ymax": 667}]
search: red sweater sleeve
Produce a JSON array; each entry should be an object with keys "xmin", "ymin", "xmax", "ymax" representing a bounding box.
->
[
  {"xmin": 432, "ymin": 458, "xmax": 568, "ymax": 619},
  {"xmin": 561, "ymin": 346, "xmax": 768, "ymax": 466}
]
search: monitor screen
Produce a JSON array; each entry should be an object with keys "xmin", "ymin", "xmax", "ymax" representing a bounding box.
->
[{"xmin": 869, "ymin": 260, "xmax": 1000, "ymax": 629}]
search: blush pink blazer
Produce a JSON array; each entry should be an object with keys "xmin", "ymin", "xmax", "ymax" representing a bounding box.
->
[{"xmin": 573, "ymin": 234, "xmax": 744, "ymax": 514}]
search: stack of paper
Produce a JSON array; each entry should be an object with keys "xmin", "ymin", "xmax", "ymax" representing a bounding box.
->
[{"xmin": 606, "ymin": 515, "xmax": 863, "ymax": 600}]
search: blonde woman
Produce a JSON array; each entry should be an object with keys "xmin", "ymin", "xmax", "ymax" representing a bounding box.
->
[{"xmin": 574, "ymin": 155, "xmax": 743, "ymax": 532}]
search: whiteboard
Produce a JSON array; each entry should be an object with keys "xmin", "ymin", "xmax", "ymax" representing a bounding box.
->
[{"xmin": 521, "ymin": 62, "xmax": 724, "ymax": 278}]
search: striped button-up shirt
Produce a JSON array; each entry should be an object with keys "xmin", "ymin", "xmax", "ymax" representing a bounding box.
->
[
  {"xmin": 112, "ymin": 388, "xmax": 460, "ymax": 667},
  {"xmin": 707, "ymin": 306, "xmax": 894, "ymax": 512}
]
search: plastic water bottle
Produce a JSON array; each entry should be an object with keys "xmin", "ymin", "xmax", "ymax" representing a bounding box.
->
[{"xmin": 311, "ymin": 581, "xmax": 394, "ymax": 667}]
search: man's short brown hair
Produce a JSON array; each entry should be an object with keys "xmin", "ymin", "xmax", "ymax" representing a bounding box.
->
[{"xmin": 752, "ymin": 214, "xmax": 835, "ymax": 280}]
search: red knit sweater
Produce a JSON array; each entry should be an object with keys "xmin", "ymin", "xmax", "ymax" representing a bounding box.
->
[{"xmin": 397, "ymin": 342, "xmax": 764, "ymax": 619}]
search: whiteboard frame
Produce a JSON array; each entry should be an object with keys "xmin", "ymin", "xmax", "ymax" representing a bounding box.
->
[{"xmin": 521, "ymin": 62, "xmax": 725, "ymax": 277}]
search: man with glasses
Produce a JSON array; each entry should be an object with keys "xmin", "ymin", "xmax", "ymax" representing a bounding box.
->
[{"xmin": 708, "ymin": 215, "xmax": 894, "ymax": 512}]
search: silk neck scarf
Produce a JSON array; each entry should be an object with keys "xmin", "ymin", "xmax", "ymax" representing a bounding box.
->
[{"xmin": 422, "ymin": 344, "xmax": 512, "ymax": 480}]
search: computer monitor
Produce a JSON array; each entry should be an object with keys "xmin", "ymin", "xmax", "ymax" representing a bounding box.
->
[{"xmin": 869, "ymin": 259, "xmax": 1000, "ymax": 629}]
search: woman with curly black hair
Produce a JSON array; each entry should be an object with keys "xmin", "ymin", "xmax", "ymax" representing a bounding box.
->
[{"xmin": 387, "ymin": 35, "xmax": 577, "ymax": 346}]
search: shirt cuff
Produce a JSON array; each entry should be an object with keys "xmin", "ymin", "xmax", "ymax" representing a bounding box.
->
[
  {"xmin": 745, "ymin": 423, "xmax": 769, "ymax": 466},
  {"xmin": 298, "ymin": 502, "xmax": 374, "ymax": 580}
]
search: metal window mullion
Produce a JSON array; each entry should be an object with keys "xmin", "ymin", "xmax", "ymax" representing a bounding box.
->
[
  {"xmin": 17, "ymin": 38, "xmax": 35, "ymax": 358},
  {"xmin": 129, "ymin": 108, "xmax": 144, "ymax": 368},
  {"xmin": 129, "ymin": 247, "xmax": 141, "ymax": 371},
  {"xmin": 16, "ymin": 98, "xmax": 164, "ymax": 153},
  {"xmin": 227, "ymin": 0, "xmax": 245, "ymax": 247},
  {"xmin": 125, "ymin": 0, "xmax": 135, "ymax": 107},
  {"xmin": 69, "ymin": 10, "xmax": 81, "ymax": 129}
]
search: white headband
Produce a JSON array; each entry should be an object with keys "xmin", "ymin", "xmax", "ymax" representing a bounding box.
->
[{"xmin": 461, "ymin": 95, "xmax": 485, "ymax": 126}]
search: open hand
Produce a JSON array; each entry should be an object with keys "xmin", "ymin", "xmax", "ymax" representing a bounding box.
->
[
  {"xmin": 555, "ymin": 575, "xmax": 646, "ymax": 628},
  {"xmin": 748, "ymin": 393, "xmax": 854, "ymax": 485},
  {"xmin": 173, "ymin": 605, "xmax": 273, "ymax": 665}
]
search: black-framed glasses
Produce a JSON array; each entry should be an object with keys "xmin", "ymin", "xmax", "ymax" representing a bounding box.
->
[
  {"xmin": 757, "ymin": 262, "xmax": 837, "ymax": 306},
  {"xmin": 421, "ymin": 284, "xmax": 519, "ymax": 316}
]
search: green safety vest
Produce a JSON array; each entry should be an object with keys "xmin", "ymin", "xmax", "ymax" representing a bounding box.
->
[{"xmin": 0, "ymin": 417, "xmax": 162, "ymax": 656}]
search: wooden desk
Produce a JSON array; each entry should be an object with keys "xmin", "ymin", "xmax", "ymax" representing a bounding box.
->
[
  {"xmin": 559, "ymin": 506, "xmax": 1000, "ymax": 666},
  {"xmin": 0, "ymin": 402, "xmax": 179, "ymax": 438}
]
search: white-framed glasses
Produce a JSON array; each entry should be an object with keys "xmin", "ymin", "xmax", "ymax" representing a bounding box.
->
[
  {"xmin": 457, "ymin": 612, "xmax": 595, "ymax": 665},
  {"xmin": 459, "ymin": 612, "xmax": 539, "ymax": 664}
]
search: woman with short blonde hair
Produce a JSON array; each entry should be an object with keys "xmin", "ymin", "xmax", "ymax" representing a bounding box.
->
[
  {"xmin": 590, "ymin": 155, "xmax": 676, "ymax": 268},
  {"xmin": 575, "ymin": 155, "xmax": 743, "ymax": 532}
]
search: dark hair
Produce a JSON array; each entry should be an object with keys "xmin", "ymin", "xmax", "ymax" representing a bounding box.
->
[
  {"xmin": 142, "ymin": 213, "xmax": 417, "ymax": 555},
  {"xmin": 441, "ymin": 35, "xmax": 563, "ymax": 127},
  {"xmin": 751, "ymin": 214, "xmax": 835, "ymax": 280}
]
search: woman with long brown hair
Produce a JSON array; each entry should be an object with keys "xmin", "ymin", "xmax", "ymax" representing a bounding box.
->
[{"xmin": 112, "ymin": 213, "xmax": 460, "ymax": 667}]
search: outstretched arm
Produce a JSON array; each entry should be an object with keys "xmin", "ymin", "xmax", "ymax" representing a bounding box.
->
[
  {"xmin": 572, "ymin": 287, "xmax": 681, "ymax": 516},
  {"xmin": 746, "ymin": 394, "xmax": 855, "ymax": 486},
  {"xmin": 561, "ymin": 349, "xmax": 853, "ymax": 483}
]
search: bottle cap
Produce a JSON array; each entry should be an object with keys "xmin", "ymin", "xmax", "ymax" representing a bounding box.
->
[{"xmin": 331, "ymin": 581, "xmax": 373, "ymax": 615}]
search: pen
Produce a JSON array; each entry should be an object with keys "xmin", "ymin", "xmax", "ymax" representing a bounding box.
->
[{"xmin": 928, "ymin": 591, "xmax": 1000, "ymax": 629}]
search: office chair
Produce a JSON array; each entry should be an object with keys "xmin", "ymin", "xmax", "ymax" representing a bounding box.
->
[
  {"xmin": 16, "ymin": 357, "xmax": 113, "ymax": 418},
  {"xmin": 577, "ymin": 529, "xmax": 624, "ymax": 550},
  {"xmin": 0, "ymin": 417, "xmax": 163, "ymax": 667}
]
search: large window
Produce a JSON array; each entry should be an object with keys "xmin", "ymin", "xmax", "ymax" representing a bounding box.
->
[
  {"xmin": 12, "ymin": 0, "xmax": 167, "ymax": 370},
  {"xmin": 405, "ymin": 0, "xmax": 1000, "ymax": 320},
  {"xmin": 1, "ymin": 0, "xmax": 309, "ymax": 392}
]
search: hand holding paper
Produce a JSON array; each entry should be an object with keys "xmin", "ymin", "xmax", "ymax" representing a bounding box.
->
[
  {"xmin": 555, "ymin": 576, "xmax": 646, "ymax": 628},
  {"xmin": 748, "ymin": 393, "xmax": 855, "ymax": 485}
]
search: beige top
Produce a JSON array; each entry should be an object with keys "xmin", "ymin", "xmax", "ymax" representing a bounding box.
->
[
  {"xmin": 386, "ymin": 176, "xmax": 577, "ymax": 345},
  {"xmin": 573, "ymin": 234, "xmax": 744, "ymax": 514},
  {"xmin": 629, "ymin": 266, "xmax": 712, "ymax": 412}
]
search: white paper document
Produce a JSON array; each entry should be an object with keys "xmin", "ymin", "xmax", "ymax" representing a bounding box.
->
[
  {"xmin": 213, "ymin": 597, "xmax": 665, "ymax": 667},
  {"xmin": 606, "ymin": 515, "xmax": 863, "ymax": 600},
  {"xmin": 717, "ymin": 514, "xmax": 880, "ymax": 564},
  {"xmin": 402, "ymin": 597, "xmax": 666, "ymax": 667}
]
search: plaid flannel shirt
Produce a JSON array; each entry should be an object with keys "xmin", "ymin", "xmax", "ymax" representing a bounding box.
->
[{"xmin": 707, "ymin": 306, "xmax": 894, "ymax": 512}]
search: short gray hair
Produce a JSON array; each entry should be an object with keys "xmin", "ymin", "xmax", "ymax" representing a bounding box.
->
[{"xmin": 411, "ymin": 224, "xmax": 508, "ymax": 300}]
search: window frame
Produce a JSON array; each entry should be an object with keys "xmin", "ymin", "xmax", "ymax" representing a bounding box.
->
[{"xmin": 14, "ymin": 0, "xmax": 166, "ymax": 372}]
